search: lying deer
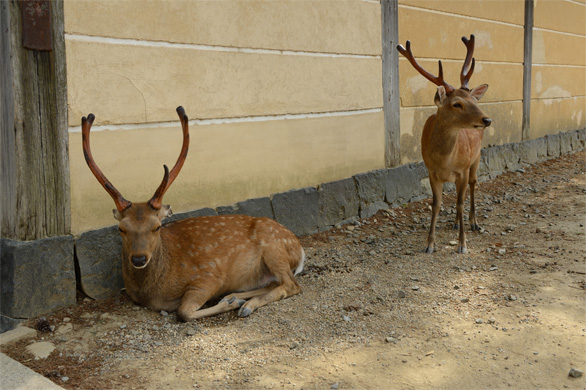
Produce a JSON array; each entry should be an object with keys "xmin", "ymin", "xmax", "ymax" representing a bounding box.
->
[
  {"xmin": 82, "ymin": 107, "xmax": 305, "ymax": 320},
  {"xmin": 397, "ymin": 35, "xmax": 492, "ymax": 254}
]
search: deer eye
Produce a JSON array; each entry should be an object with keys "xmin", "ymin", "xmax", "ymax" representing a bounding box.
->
[
  {"xmin": 153, "ymin": 225, "xmax": 162, "ymax": 233},
  {"xmin": 118, "ymin": 227, "xmax": 126, "ymax": 234},
  {"xmin": 453, "ymin": 102, "xmax": 462, "ymax": 108}
]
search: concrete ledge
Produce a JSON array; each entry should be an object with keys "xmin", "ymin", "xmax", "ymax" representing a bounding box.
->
[{"xmin": 0, "ymin": 352, "xmax": 65, "ymax": 390}]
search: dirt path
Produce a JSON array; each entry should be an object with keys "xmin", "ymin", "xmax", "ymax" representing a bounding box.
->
[{"xmin": 2, "ymin": 153, "xmax": 585, "ymax": 390}]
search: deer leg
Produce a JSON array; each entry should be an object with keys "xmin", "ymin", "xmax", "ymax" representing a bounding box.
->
[
  {"xmin": 237, "ymin": 245, "xmax": 302, "ymax": 317},
  {"xmin": 468, "ymin": 160, "xmax": 480, "ymax": 231},
  {"xmin": 238, "ymin": 274, "xmax": 301, "ymax": 317},
  {"xmin": 425, "ymin": 176, "xmax": 444, "ymax": 254},
  {"xmin": 455, "ymin": 174, "xmax": 469, "ymax": 254}
]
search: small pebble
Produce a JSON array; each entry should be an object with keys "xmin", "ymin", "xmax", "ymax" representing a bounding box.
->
[
  {"xmin": 160, "ymin": 310, "xmax": 169, "ymax": 317},
  {"xmin": 569, "ymin": 368, "xmax": 583, "ymax": 378}
]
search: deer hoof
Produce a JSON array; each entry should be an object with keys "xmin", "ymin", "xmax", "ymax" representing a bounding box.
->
[
  {"xmin": 238, "ymin": 306, "xmax": 254, "ymax": 318},
  {"xmin": 470, "ymin": 223, "xmax": 480, "ymax": 231},
  {"xmin": 453, "ymin": 224, "xmax": 459, "ymax": 230},
  {"xmin": 424, "ymin": 247, "xmax": 434, "ymax": 254},
  {"xmin": 457, "ymin": 246, "xmax": 467, "ymax": 254}
]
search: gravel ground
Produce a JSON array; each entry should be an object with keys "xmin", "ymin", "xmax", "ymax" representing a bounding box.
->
[{"xmin": 2, "ymin": 153, "xmax": 585, "ymax": 390}]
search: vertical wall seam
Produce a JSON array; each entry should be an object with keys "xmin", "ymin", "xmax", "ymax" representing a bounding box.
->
[{"xmin": 522, "ymin": 0, "xmax": 534, "ymax": 141}]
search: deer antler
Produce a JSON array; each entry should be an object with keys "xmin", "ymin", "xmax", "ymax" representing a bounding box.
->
[
  {"xmin": 460, "ymin": 35, "xmax": 476, "ymax": 90},
  {"xmin": 82, "ymin": 114, "xmax": 133, "ymax": 213},
  {"xmin": 148, "ymin": 106, "xmax": 190, "ymax": 210},
  {"xmin": 397, "ymin": 40, "xmax": 455, "ymax": 93}
]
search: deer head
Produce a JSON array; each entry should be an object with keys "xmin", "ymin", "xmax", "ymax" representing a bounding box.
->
[
  {"xmin": 82, "ymin": 107, "xmax": 190, "ymax": 269},
  {"xmin": 397, "ymin": 35, "xmax": 492, "ymax": 130}
]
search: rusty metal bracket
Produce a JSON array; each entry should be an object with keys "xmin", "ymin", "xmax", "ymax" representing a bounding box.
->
[{"xmin": 20, "ymin": 0, "xmax": 52, "ymax": 51}]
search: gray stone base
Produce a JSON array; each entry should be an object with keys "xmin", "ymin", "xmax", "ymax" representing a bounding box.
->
[{"xmin": 1, "ymin": 236, "xmax": 76, "ymax": 325}]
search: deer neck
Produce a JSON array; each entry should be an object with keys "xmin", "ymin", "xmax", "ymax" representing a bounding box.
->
[
  {"xmin": 429, "ymin": 118, "xmax": 464, "ymax": 158},
  {"xmin": 122, "ymin": 235, "xmax": 170, "ymax": 303}
]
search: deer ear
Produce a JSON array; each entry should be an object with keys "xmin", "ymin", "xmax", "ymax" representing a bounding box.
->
[
  {"xmin": 471, "ymin": 84, "xmax": 488, "ymax": 101},
  {"xmin": 160, "ymin": 205, "xmax": 173, "ymax": 219},
  {"xmin": 435, "ymin": 86, "xmax": 447, "ymax": 106},
  {"xmin": 113, "ymin": 209, "xmax": 123, "ymax": 221}
]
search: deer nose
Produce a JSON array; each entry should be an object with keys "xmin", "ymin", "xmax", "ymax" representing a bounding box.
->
[
  {"xmin": 131, "ymin": 255, "xmax": 147, "ymax": 268},
  {"xmin": 482, "ymin": 118, "xmax": 492, "ymax": 127}
]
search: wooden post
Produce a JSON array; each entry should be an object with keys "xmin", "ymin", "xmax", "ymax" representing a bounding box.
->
[
  {"xmin": 0, "ymin": 0, "xmax": 69, "ymax": 240},
  {"xmin": 522, "ymin": 0, "xmax": 534, "ymax": 140},
  {"xmin": 381, "ymin": 0, "xmax": 401, "ymax": 168}
]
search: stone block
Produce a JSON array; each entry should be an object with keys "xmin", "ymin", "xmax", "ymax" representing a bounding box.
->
[
  {"xmin": 165, "ymin": 207, "xmax": 217, "ymax": 224},
  {"xmin": 317, "ymin": 178, "xmax": 359, "ymax": 227},
  {"xmin": 0, "ymin": 315, "xmax": 22, "ymax": 333},
  {"xmin": 360, "ymin": 201, "xmax": 390, "ymax": 219},
  {"xmin": 570, "ymin": 129, "xmax": 584, "ymax": 151},
  {"xmin": 385, "ymin": 164, "xmax": 425, "ymax": 206},
  {"xmin": 272, "ymin": 187, "xmax": 319, "ymax": 236},
  {"xmin": 502, "ymin": 143, "xmax": 522, "ymax": 171},
  {"xmin": 547, "ymin": 134, "xmax": 561, "ymax": 157},
  {"xmin": 217, "ymin": 197, "xmax": 274, "ymax": 219},
  {"xmin": 1, "ymin": 236, "xmax": 76, "ymax": 319},
  {"xmin": 517, "ymin": 140, "xmax": 540, "ymax": 165},
  {"xmin": 477, "ymin": 149, "xmax": 491, "ymax": 181},
  {"xmin": 560, "ymin": 131, "xmax": 572, "ymax": 154},
  {"xmin": 75, "ymin": 226, "xmax": 123, "ymax": 300},
  {"xmin": 354, "ymin": 169, "xmax": 387, "ymax": 205},
  {"xmin": 483, "ymin": 146, "xmax": 506, "ymax": 177}
]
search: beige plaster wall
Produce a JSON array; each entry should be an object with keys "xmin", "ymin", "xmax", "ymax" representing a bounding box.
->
[
  {"xmin": 64, "ymin": 0, "xmax": 381, "ymax": 55},
  {"xmin": 65, "ymin": 0, "xmax": 585, "ymax": 233},
  {"xmin": 397, "ymin": 0, "xmax": 525, "ymax": 163},
  {"xmin": 65, "ymin": 39, "xmax": 382, "ymax": 126},
  {"xmin": 69, "ymin": 112, "xmax": 384, "ymax": 233},
  {"xmin": 530, "ymin": 0, "xmax": 586, "ymax": 138},
  {"xmin": 64, "ymin": 0, "xmax": 384, "ymax": 234}
]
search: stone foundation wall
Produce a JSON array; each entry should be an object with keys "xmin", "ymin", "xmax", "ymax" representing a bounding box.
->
[{"xmin": 1, "ymin": 129, "xmax": 584, "ymax": 332}]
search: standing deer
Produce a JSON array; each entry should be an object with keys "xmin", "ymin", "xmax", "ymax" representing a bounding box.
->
[
  {"xmin": 397, "ymin": 35, "xmax": 492, "ymax": 254},
  {"xmin": 82, "ymin": 107, "xmax": 305, "ymax": 320}
]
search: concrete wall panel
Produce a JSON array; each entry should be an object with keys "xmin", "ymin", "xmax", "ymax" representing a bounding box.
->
[
  {"xmin": 400, "ymin": 0, "xmax": 524, "ymax": 26},
  {"xmin": 530, "ymin": 96, "xmax": 586, "ymax": 138},
  {"xmin": 532, "ymin": 66, "xmax": 586, "ymax": 99},
  {"xmin": 398, "ymin": 6, "xmax": 524, "ymax": 63},
  {"xmin": 532, "ymin": 29, "xmax": 586, "ymax": 66},
  {"xmin": 534, "ymin": 0, "xmax": 586, "ymax": 35},
  {"xmin": 398, "ymin": 60, "xmax": 522, "ymax": 107},
  {"xmin": 64, "ymin": 0, "xmax": 381, "ymax": 56},
  {"xmin": 66, "ymin": 39, "xmax": 382, "ymax": 127}
]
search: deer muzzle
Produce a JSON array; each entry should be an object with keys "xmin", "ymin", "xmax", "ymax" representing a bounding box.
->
[
  {"xmin": 482, "ymin": 117, "xmax": 492, "ymax": 127},
  {"xmin": 131, "ymin": 254, "xmax": 148, "ymax": 269}
]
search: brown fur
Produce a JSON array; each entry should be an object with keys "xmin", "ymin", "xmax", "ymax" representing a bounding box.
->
[{"xmin": 116, "ymin": 205, "xmax": 304, "ymax": 320}]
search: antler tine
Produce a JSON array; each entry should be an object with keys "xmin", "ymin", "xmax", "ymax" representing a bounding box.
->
[
  {"xmin": 460, "ymin": 34, "xmax": 476, "ymax": 90},
  {"xmin": 148, "ymin": 106, "xmax": 190, "ymax": 210},
  {"xmin": 397, "ymin": 40, "xmax": 455, "ymax": 93},
  {"xmin": 82, "ymin": 114, "xmax": 132, "ymax": 213}
]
